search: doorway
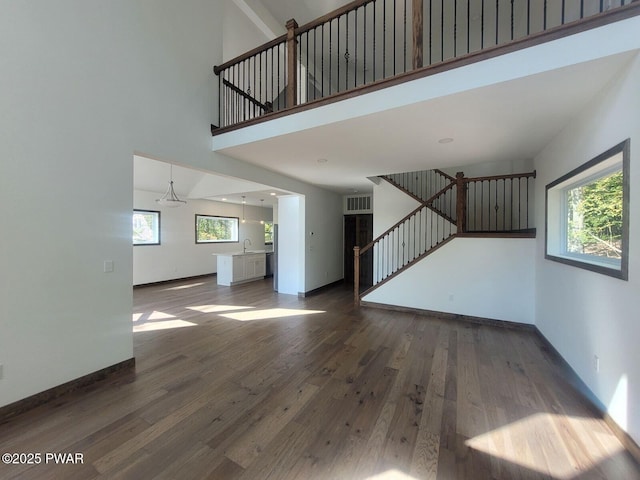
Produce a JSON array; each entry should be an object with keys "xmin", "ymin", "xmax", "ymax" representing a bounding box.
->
[{"xmin": 344, "ymin": 214, "xmax": 373, "ymax": 288}]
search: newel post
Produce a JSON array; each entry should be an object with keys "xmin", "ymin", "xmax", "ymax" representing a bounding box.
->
[
  {"xmin": 456, "ymin": 172, "xmax": 467, "ymax": 234},
  {"xmin": 286, "ymin": 19, "xmax": 298, "ymax": 108},
  {"xmin": 354, "ymin": 246, "xmax": 361, "ymax": 307},
  {"xmin": 412, "ymin": 0, "xmax": 424, "ymax": 69}
]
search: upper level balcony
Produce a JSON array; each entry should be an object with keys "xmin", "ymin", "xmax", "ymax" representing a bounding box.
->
[{"xmin": 213, "ymin": 0, "xmax": 640, "ymax": 135}]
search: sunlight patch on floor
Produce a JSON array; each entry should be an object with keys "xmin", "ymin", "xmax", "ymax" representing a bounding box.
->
[
  {"xmin": 187, "ymin": 304, "xmax": 255, "ymax": 313},
  {"xmin": 365, "ymin": 469, "xmax": 420, "ymax": 480},
  {"xmin": 133, "ymin": 319, "xmax": 197, "ymax": 332},
  {"xmin": 219, "ymin": 308, "xmax": 325, "ymax": 322},
  {"xmin": 466, "ymin": 412, "xmax": 623, "ymax": 479},
  {"xmin": 161, "ymin": 282, "xmax": 205, "ymax": 291}
]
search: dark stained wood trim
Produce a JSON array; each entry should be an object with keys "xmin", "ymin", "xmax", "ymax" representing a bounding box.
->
[
  {"xmin": 296, "ymin": 0, "xmax": 375, "ymax": 34},
  {"xmin": 133, "ymin": 273, "xmax": 216, "ymax": 289},
  {"xmin": 212, "ymin": 3, "xmax": 640, "ymax": 137},
  {"xmin": 214, "ymin": 35, "xmax": 287, "ymax": 75},
  {"xmin": 0, "ymin": 358, "xmax": 135, "ymax": 424},
  {"xmin": 412, "ymin": 0, "xmax": 423, "ymax": 69},
  {"xmin": 466, "ymin": 170, "xmax": 536, "ymax": 182},
  {"xmin": 380, "ymin": 175, "xmax": 424, "ymax": 204},
  {"xmin": 604, "ymin": 412, "xmax": 640, "ymax": 466},
  {"xmin": 360, "ymin": 301, "xmax": 537, "ymax": 332},
  {"xmin": 433, "ymin": 169, "xmax": 456, "ymax": 182},
  {"xmin": 298, "ymin": 278, "xmax": 345, "ymax": 298},
  {"xmin": 359, "ymin": 235, "xmax": 457, "ymax": 298}
]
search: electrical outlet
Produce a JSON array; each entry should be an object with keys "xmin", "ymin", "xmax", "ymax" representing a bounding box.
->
[
  {"xmin": 103, "ymin": 260, "xmax": 114, "ymax": 273},
  {"xmin": 594, "ymin": 355, "xmax": 600, "ymax": 373}
]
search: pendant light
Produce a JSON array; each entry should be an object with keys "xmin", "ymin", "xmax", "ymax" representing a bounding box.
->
[
  {"xmin": 241, "ymin": 196, "xmax": 246, "ymax": 223},
  {"xmin": 156, "ymin": 164, "xmax": 186, "ymax": 208},
  {"xmin": 260, "ymin": 199, "xmax": 265, "ymax": 224}
]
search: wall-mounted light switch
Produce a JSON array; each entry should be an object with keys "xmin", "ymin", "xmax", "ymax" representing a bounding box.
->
[{"xmin": 104, "ymin": 260, "xmax": 114, "ymax": 273}]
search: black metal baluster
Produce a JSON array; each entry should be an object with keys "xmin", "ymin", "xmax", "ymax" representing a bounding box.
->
[
  {"xmin": 502, "ymin": 179, "xmax": 506, "ymax": 231},
  {"xmin": 338, "ymin": 16, "xmax": 341, "ymax": 91},
  {"xmin": 329, "ymin": 20, "xmax": 333, "ymax": 95},
  {"xmin": 322, "ymin": 24, "xmax": 325, "ymax": 97},
  {"xmin": 495, "ymin": 0, "xmax": 499, "ymax": 45},
  {"xmin": 429, "ymin": 0, "xmax": 433, "ymax": 64},
  {"xmin": 355, "ymin": 8, "xmax": 358, "ymax": 87},
  {"xmin": 441, "ymin": 0, "xmax": 445, "ymax": 61},
  {"xmin": 518, "ymin": 177, "xmax": 522, "ymax": 229},
  {"xmin": 467, "ymin": 0, "xmax": 471, "ymax": 53},
  {"xmin": 580, "ymin": 0, "xmax": 585, "ymax": 19},
  {"xmin": 511, "ymin": 0, "xmax": 514, "ymax": 39},
  {"xmin": 346, "ymin": 12, "xmax": 349, "ymax": 89},
  {"xmin": 454, "ymin": 0, "xmax": 458, "ymax": 57},
  {"xmin": 481, "ymin": 0, "xmax": 485, "ymax": 49},
  {"xmin": 481, "ymin": 181, "xmax": 484, "ymax": 230},
  {"xmin": 562, "ymin": 0, "xmax": 566, "ymax": 24},
  {"xmin": 404, "ymin": 0, "xmax": 407, "ymax": 71},
  {"xmin": 383, "ymin": 0, "xmax": 387, "ymax": 78},
  {"xmin": 364, "ymin": 4, "xmax": 367, "ymax": 83},
  {"xmin": 374, "ymin": 1, "xmax": 377, "ymax": 81},
  {"xmin": 393, "ymin": 0, "xmax": 397, "ymax": 75},
  {"xmin": 543, "ymin": 0, "xmax": 547, "ymax": 30},
  {"xmin": 527, "ymin": 0, "xmax": 530, "ymax": 35}
]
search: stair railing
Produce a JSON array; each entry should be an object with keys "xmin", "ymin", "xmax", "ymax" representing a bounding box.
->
[
  {"xmin": 354, "ymin": 169, "xmax": 536, "ymax": 305},
  {"xmin": 214, "ymin": 1, "xmax": 640, "ymax": 131}
]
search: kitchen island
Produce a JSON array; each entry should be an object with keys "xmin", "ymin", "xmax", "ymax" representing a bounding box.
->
[{"xmin": 214, "ymin": 251, "xmax": 266, "ymax": 286}]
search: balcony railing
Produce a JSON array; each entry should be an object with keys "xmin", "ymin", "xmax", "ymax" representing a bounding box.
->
[{"xmin": 214, "ymin": 0, "xmax": 639, "ymax": 131}]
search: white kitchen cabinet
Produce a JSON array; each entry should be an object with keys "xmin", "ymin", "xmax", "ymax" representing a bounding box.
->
[{"xmin": 215, "ymin": 252, "xmax": 266, "ymax": 286}]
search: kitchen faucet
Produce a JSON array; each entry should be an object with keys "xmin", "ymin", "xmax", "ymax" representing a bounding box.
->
[{"xmin": 243, "ymin": 238, "xmax": 252, "ymax": 253}]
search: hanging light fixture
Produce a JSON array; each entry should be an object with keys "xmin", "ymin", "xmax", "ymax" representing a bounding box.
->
[
  {"xmin": 260, "ymin": 199, "xmax": 265, "ymax": 224},
  {"xmin": 156, "ymin": 164, "xmax": 186, "ymax": 208},
  {"xmin": 241, "ymin": 196, "xmax": 246, "ymax": 223}
]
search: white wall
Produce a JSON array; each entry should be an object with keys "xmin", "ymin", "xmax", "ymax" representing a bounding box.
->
[
  {"xmin": 373, "ymin": 179, "xmax": 420, "ymax": 237},
  {"xmin": 364, "ymin": 238, "xmax": 536, "ymax": 325},
  {"xmin": 133, "ymin": 191, "xmax": 272, "ymax": 285},
  {"xmin": 277, "ymin": 195, "xmax": 304, "ymax": 295},
  {"xmin": 534, "ymin": 53, "xmax": 640, "ymax": 444},
  {"xmin": 0, "ymin": 0, "xmax": 223, "ymax": 408},
  {"xmin": 223, "ymin": 0, "xmax": 271, "ymax": 61}
]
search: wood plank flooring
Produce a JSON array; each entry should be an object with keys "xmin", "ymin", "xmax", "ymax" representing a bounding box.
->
[{"xmin": 1, "ymin": 276, "xmax": 638, "ymax": 479}]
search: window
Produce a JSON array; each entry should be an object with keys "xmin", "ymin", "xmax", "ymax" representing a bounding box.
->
[
  {"xmin": 195, "ymin": 215, "xmax": 239, "ymax": 243},
  {"xmin": 264, "ymin": 221, "xmax": 273, "ymax": 245},
  {"xmin": 545, "ymin": 139, "xmax": 629, "ymax": 280},
  {"xmin": 133, "ymin": 210, "xmax": 160, "ymax": 245}
]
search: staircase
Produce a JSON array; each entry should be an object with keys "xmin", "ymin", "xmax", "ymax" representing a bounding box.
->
[{"xmin": 354, "ymin": 168, "xmax": 536, "ymax": 304}]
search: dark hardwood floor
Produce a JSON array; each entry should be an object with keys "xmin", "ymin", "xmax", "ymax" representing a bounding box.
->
[{"xmin": 1, "ymin": 276, "xmax": 638, "ymax": 479}]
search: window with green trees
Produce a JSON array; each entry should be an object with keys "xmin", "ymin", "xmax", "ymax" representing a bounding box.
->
[
  {"xmin": 546, "ymin": 139, "xmax": 629, "ymax": 280},
  {"xmin": 133, "ymin": 210, "xmax": 160, "ymax": 245},
  {"xmin": 195, "ymin": 215, "xmax": 239, "ymax": 243},
  {"xmin": 264, "ymin": 221, "xmax": 273, "ymax": 244}
]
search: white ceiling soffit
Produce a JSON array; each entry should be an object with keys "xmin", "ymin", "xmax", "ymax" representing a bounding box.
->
[
  {"xmin": 133, "ymin": 155, "xmax": 289, "ymax": 205},
  {"xmin": 213, "ymin": 50, "xmax": 636, "ymax": 194}
]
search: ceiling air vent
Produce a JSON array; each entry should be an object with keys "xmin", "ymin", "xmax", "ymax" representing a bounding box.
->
[{"xmin": 344, "ymin": 194, "xmax": 372, "ymax": 214}]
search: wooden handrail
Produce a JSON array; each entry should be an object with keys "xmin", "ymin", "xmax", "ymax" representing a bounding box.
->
[
  {"xmin": 296, "ymin": 0, "xmax": 375, "ymax": 35},
  {"xmin": 213, "ymin": 34, "xmax": 287, "ymax": 75},
  {"xmin": 465, "ymin": 171, "xmax": 537, "ymax": 183},
  {"xmin": 433, "ymin": 169, "xmax": 456, "ymax": 182},
  {"xmin": 361, "ymin": 179, "xmax": 456, "ymax": 255}
]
